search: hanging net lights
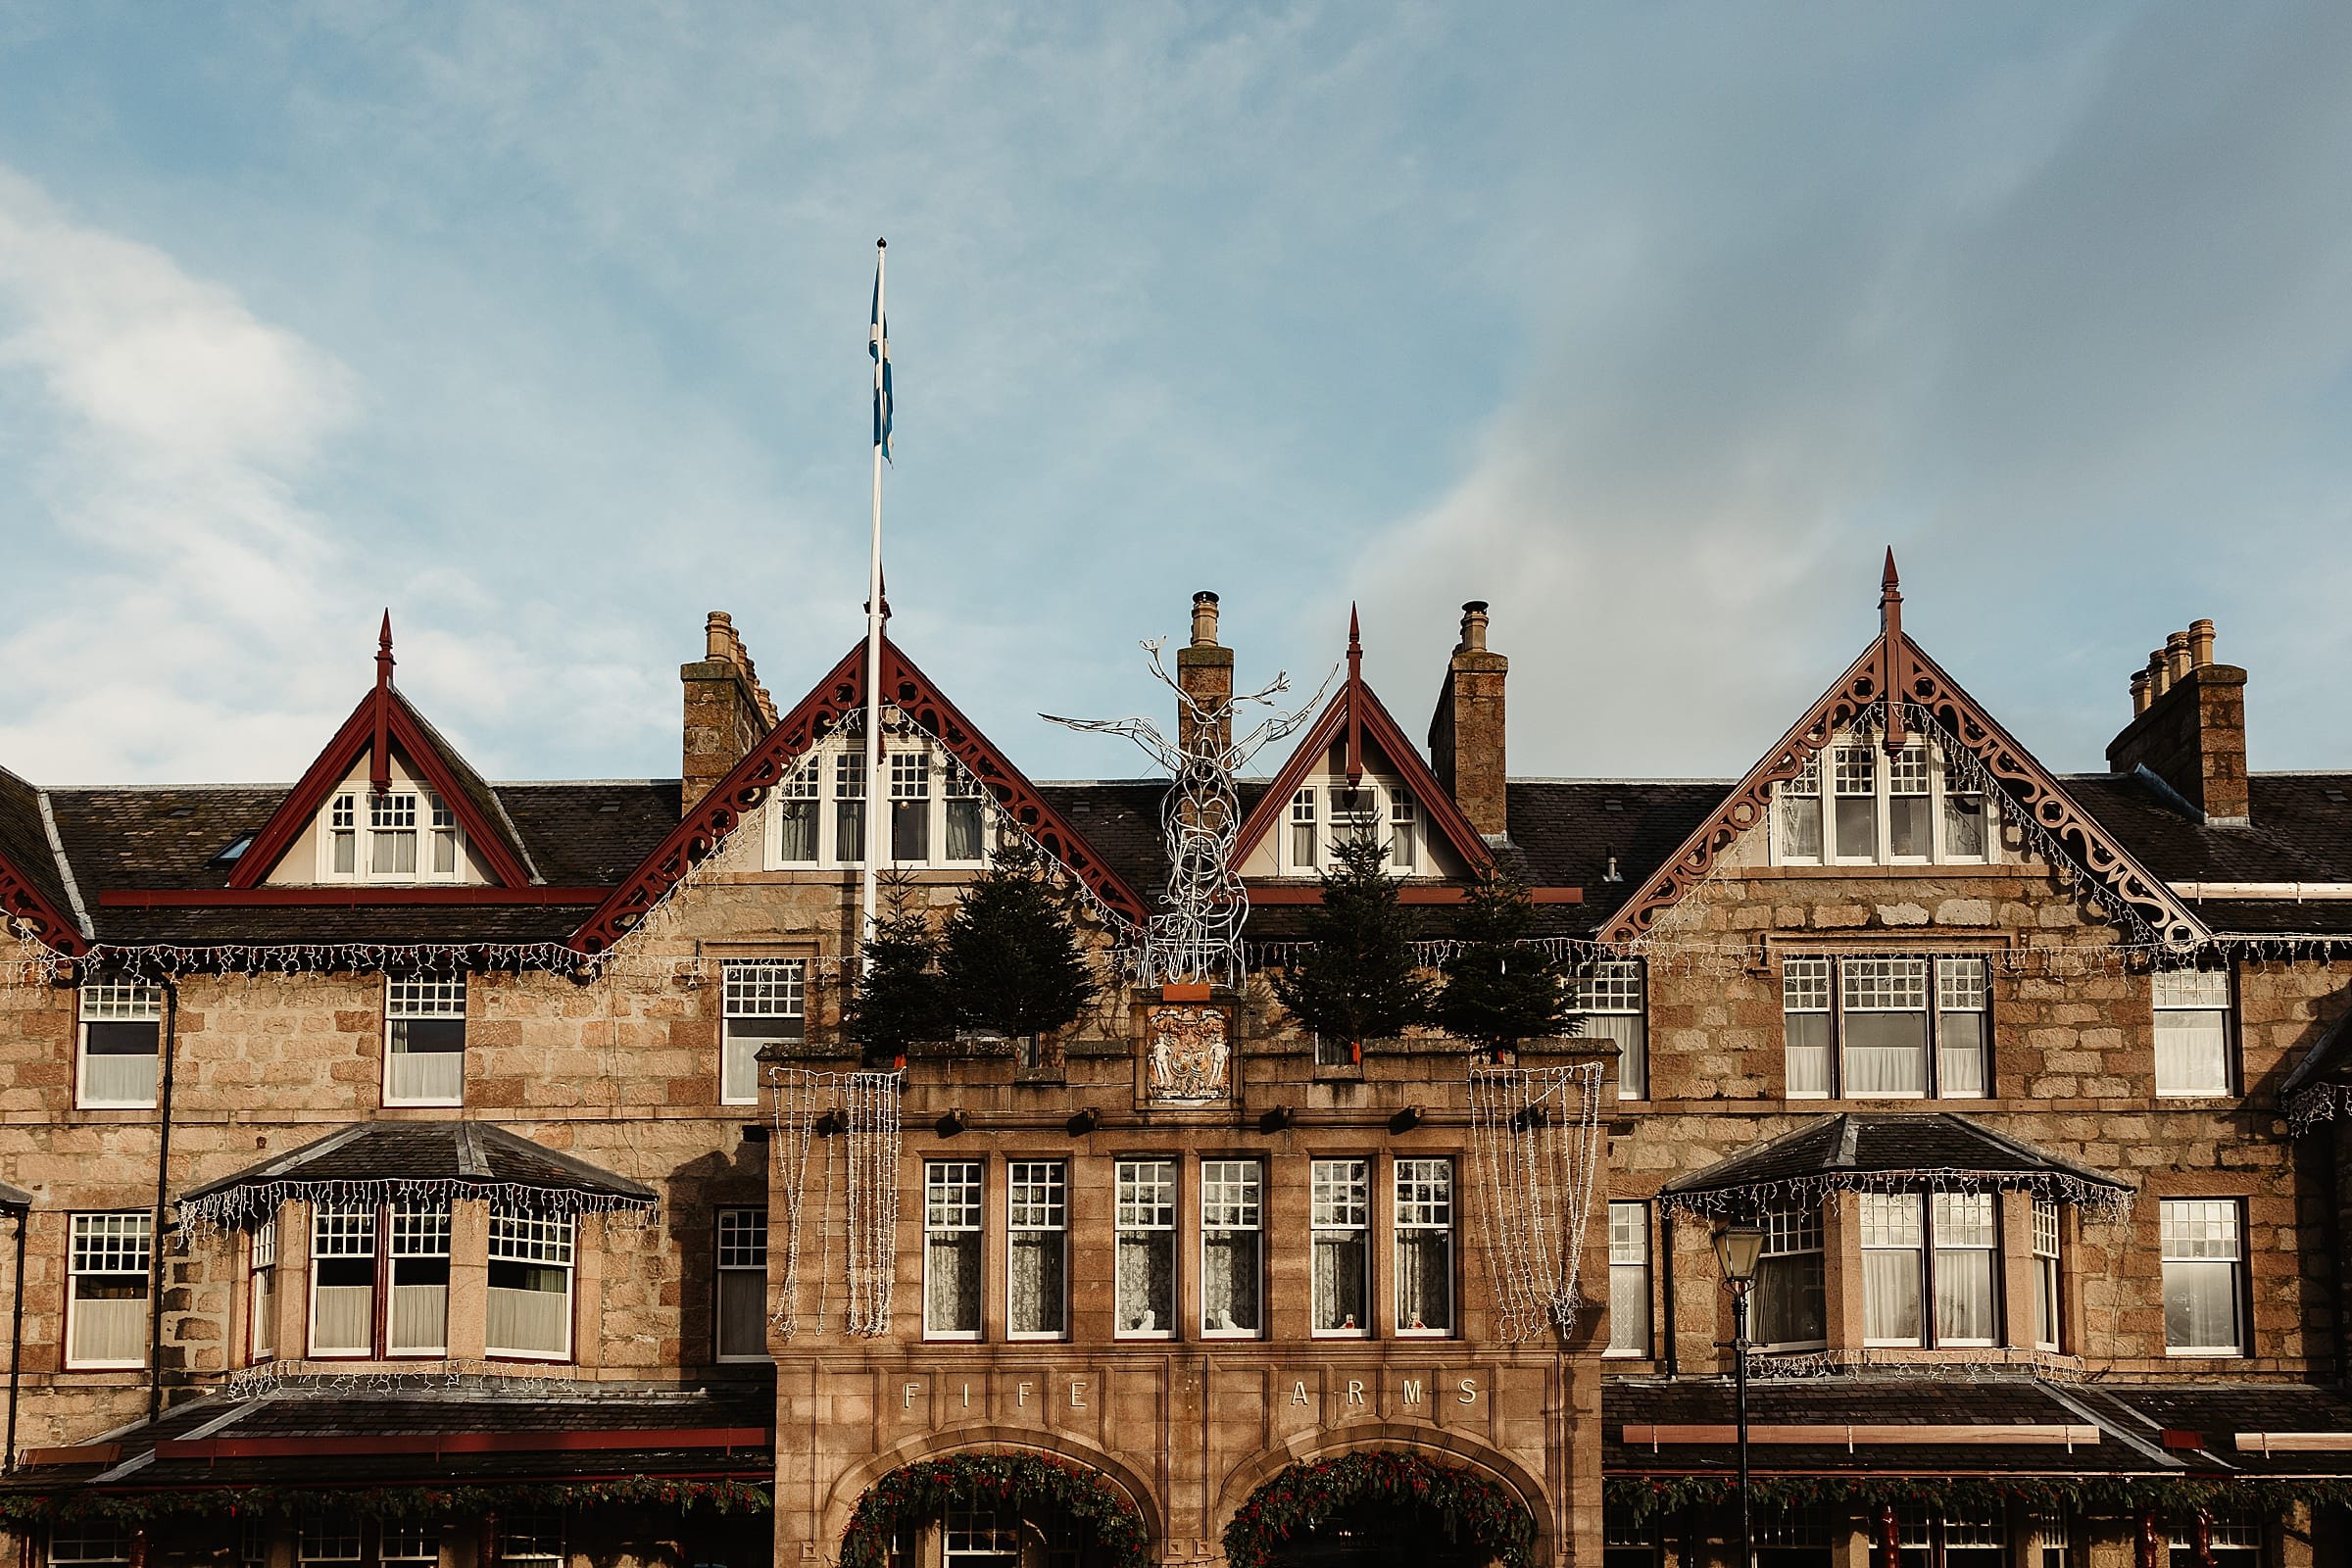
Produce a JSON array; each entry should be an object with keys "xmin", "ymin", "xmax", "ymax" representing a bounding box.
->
[
  {"xmin": 768, "ymin": 1066, "xmax": 902, "ymax": 1339},
  {"xmin": 1467, "ymin": 1061, "xmax": 1606, "ymax": 1342}
]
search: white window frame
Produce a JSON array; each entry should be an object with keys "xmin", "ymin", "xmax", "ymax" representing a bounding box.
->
[
  {"xmin": 308, "ymin": 1204, "xmax": 377, "ymax": 1359},
  {"xmin": 76, "ymin": 981, "xmax": 163, "ymax": 1110},
  {"xmin": 1773, "ymin": 735, "xmax": 1998, "ymax": 867},
  {"xmin": 1859, "ymin": 1192, "xmax": 2000, "ymax": 1349},
  {"xmin": 924, "ymin": 1161, "xmax": 984, "ymax": 1342},
  {"xmin": 2153, "ymin": 967, "xmax": 2234, "ymax": 1098},
  {"xmin": 1394, "ymin": 1158, "xmax": 1453, "ymax": 1338},
  {"xmin": 1782, "ymin": 955, "xmax": 1993, "ymax": 1101},
  {"xmin": 2033, "ymin": 1198, "xmax": 2062, "ymax": 1352},
  {"xmin": 379, "ymin": 1522, "xmax": 439, "ymax": 1568},
  {"xmin": 1282, "ymin": 779, "xmax": 1432, "ymax": 877},
  {"xmin": 387, "ymin": 1201, "xmax": 452, "ymax": 1357},
  {"xmin": 1286, "ymin": 787, "xmax": 1319, "ymax": 871},
  {"xmin": 720, "ymin": 958, "xmax": 806, "ymax": 1106},
  {"xmin": 1575, "ymin": 961, "xmax": 1647, "ymax": 1102},
  {"xmin": 1114, "ymin": 1157, "xmax": 1177, "ymax": 1340},
  {"xmin": 318, "ymin": 787, "xmax": 466, "ymax": 885},
  {"xmin": 383, "ymin": 978, "xmax": 466, "ymax": 1108},
  {"xmin": 2160, "ymin": 1198, "xmax": 2245, "ymax": 1356},
  {"xmin": 1006, "ymin": 1160, "xmax": 1069, "ymax": 1341},
  {"xmin": 1309, "ymin": 1158, "xmax": 1371, "ymax": 1339},
  {"xmin": 1606, "ymin": 1200, "xmax": 1651, "ymax": 1357},
  {"xmin": 715, "ymin": 1206, "xmax": 769, "ymax": 1363},
  {"xmin": 297, "ymin": 1519, "xmax": 363, "ymax": 1568},
  {"xmin": 1860, "ymin": 1192, "xmax": 1926, "ymax": 1348},
  {"xmin": 486, "ymin": 1208, "xmax": 575, "ymax": 1362},
  {"xmin": 66, "ymin": 1212, "xmax": 151, "ymax": 1371},
  {"xmin": 1388, "ymin": 790, "xmax": 1419, "ymax": 871},
  {"xmin": 249, "ymin": 1216, "xmax": 277, "ymax": 1363},
  {"xmin": 1200, "ymin": 1159, "xmax": 1263, "ymax": 1339},
  {"xmin": 50, "ymin": 1525, "xmax": 131, "ymax": 1568},
  {"xmin": 1753, "ymin": 1206, "xmax": 1828, "ymax": 1351},
  {"xmin": 764, "ymin": 723, "xmax": 994, "ymax": 871}
]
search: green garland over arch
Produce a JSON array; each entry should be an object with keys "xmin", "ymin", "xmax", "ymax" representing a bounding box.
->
[
  {"xmin": 1604, "ymin": 1474, "xmax": 2352, "ymax": 1528},
  {"xmin": 1224, "ymin": 1450, "xmax": 1538, "ymax": 1568},
  {"xmin": 839, "ymin": 1451, "xmax": 1152, "ymax": 1568}
]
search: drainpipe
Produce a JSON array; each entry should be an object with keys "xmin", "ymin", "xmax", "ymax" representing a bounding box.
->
[
  {"xmin": 146, "ymin": 977, "xmax": 180, "ymax": 1426},
  {"xmin": 5, "ymin": 1207, "xmax": 24, "ymax": 1471}
]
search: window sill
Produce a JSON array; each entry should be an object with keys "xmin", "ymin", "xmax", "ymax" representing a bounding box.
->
[
  {"xmin": 1311, "ymin": 1330, "xmax": 1372, "ymax": 1341},
  {"xmin": 1114, "ymin": 1332, "xmax": 1175, "ymax": 1343},
  {"xmin": 486, "ymin": 1349, "xmax": 573, "ymax": 1363},
  {"xmin": 74, "ymin": 1102, "xmax": 160, "ymax": 1112},
  {"xmin": 1396, "ymin": 1329, "xmax": 1453, "ymax": 1341},
  {"xmin": 1200, "ymin": 1331, "xmax": 1262, "ymax": 1342},
  {"xmin": 383, "ymin": 1100, "xmax": 465, "ymax": 1110}
]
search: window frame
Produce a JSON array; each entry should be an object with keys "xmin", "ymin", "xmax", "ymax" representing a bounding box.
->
[
  {"xmin": 720, "ymin": 958, "xmax": 806, "ymax": 1106},
  {"xmin": 1574, "ymin": 961, "xmax": 1648, "ymax": 1102},
  {"xmin": 382, "ymin": 978, "xmax": 467, "ymax": 1109},
  {"xmin": 2033, "ymin": 1198, "xmax": 2063, "ymax": 1352},
  {"xmin": 1781, "ymin": 955, "xmax": 1993, "ymax": 1101},
  {"xmin": 249, "ymin": 1216, "xmax": 277, "ymax": 1363},
  {"xmin": 66, "ymin": 1211, "xmax": 152, "ymax": 1372},
  {"xmin": 1859, "ymin": 1191, "xmax": 2001, "ymax": 1350},
  {"xmin": 318, "ymin": 786, "xmax": 466, "ymax": 885},
  {"xmin": 1113, "ymin": 1157, "xmax": 1178, "ymax": 1341},
  {"xmin": 1005, "ymin": 1159, "xmax": 1069, "ymax": 1342},
  {"xmin": 715, "ymin": 1205, "xmax": 769, "ymax": 1363},
  {"xmin": 485, "ymin": 1207, "xmax": 576, "ymax": 1362},
  {"xmin": 1751, "ymin": 1205, "xmax": 1828, "ymax": 1352},
  {"xmin": 764, "ymin": 728, "xmax": 994, "ymax": 871},
  {"xmin": 1605, "ymin": 1200, "xmax": 1652, "ymax": 1358},
  {"xmin": 2160, "ymin": 1198, "xmax": 2247, "ymax": 1357},
  {"xmin": 1773, "ymin": 736, "xmax": 1998, "ymax": 867},
  {"xmin": 1309, "ymin": 1158, "xmax": 1372, "ymax": 1339},
  {"xmin": 1393, "ymin": 1157, "xmax": 1454, "ymax": 1339},
  {"xmin": 923, "ymin": 1160, "xmax": 985, "ymax": 1342},
  {"xmin": 2152, "ymin": 966, "xmax": 2237, "ymax": 1098},
  {"xmin": 1199, "ymin": 1158, "xmax": 1263, "ymax": 1340},
  {"xmin": 75, "ymin": 981, "xmax": 163, "ymax": 1110}
]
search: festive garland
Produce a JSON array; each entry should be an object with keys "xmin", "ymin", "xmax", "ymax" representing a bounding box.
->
[
  {"xmin": 1223, "ymin": 1451, "xmax": 1539, "ymax": 1568},
  {"xmin": 1603, "ymin": 1473, "xmax": 2352, "ymax": 1529},
  {"xmin": 838, "ymin": 1452, "xmax": 1152, "ymax": 1568},
  {"xmin": 0, "ymin": 1475, "xmax": 770, "ymax": 1526}
]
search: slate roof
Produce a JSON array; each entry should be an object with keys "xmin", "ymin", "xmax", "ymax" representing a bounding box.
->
[
  {"xmin": 1660, "ymin": 1114, "xmax": 2130, "ymax": 1206},
  {"xmin": 181, "ymin": 1121, "xmax": 657, "ymax": 1205},
  {"xmin": 0, "ymin": 763, "xmax": 79, "ymax": 937},
  {"xmin": 1604, "ymin": 1378, "xmax": 2352, "ymax": 1478}
]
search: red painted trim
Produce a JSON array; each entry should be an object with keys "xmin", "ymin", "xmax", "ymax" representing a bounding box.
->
[
  {"xmin": 100, "ymin": 887, "xmax": 607, "ymax": 908},
  {"xmin": 1248, "ymin": 884, "xmax": 1582, "ymax": 905},
  {"xmin": 571, "ymin": 637, "xmax": 1151, "ymax": 954},
  {"xmin": 1234, "ymin": 672, "xmax": 1494, "ymax": 876},
  {"xmin": 226, "ymin": 689, "xmax": 533, "ymax": 890},
  {"xmin": 156, "ymin": 1426, "xmax": 770, "ymax": 1459},
  {"xmin": 0, "ymin": 856, "xmax": 86, "ymax": 956}
]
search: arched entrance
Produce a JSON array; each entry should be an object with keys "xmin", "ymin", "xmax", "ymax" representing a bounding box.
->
[
  {"xmin": 837, "ymin": 1449, "xmax": 1153, "ymax": 1568},
  {"xmin": 1224, "ymin": 1450, "xmax": 1539, "ymax": 1568}
]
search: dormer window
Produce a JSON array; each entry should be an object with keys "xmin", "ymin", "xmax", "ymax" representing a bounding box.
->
[
  {"xmin": 1388, "ymin": 791, "xmax": 1418, "ymax": 870},
  {"xmin": 1279, "ymin": 781, "xmax": 1430, "ymax": 875},
  {"xmin": 765, "ymin": 728, "xmax": 996, "ymax": 871},
  {"xmin": 1774, "ymin": 736, "xmax": 1997, "ymax": 866},
  {"xmin": 321, "ymin": 790, "xmax": 465, "ymax": 883}
]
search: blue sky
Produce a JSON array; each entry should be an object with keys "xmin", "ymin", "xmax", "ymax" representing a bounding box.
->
[{"xmin": 2, "ymin": 3, "xmax": 2348, "ymax": 789}]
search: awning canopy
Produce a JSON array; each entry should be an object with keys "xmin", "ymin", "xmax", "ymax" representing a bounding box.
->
[{"xmin": 1658, "ymin": 1113, "xmax": 2132, "ymax": 1218}]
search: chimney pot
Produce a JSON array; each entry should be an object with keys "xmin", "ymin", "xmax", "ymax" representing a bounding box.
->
[
  {"xmin": 2109, "ymin": 619, "xmax": 2250, "ymax": 824},
  {"xmin": 2131, "ymin": 670, "xmax": 2151, "ymax": 715},
  {"xmin": 2166, "ymin": 631, "xmax": 2192, "ymax": 684},
  {"xmin": 1190, "ymin": 591, "xmax": 1221, "ymax": 648},
  {"xmin": 2148, "ymin": 651, "xmax": 2171, "ymax": 699},
  {"xmin": 1459, "ymin": 601, "xmax": 1490, "ymax": 654},
  {"xmin": 707, "ymin": 611, "xmax": 734, "ymax": 662},
  {"xmin": 2189, "ymin": 618, "xmax": 2216, "ymax": 668}
]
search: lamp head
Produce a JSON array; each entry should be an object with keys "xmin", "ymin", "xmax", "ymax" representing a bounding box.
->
[{"xmin": 1713, "ymin": 1220, "xmax": 1766, "ymax": 1285}]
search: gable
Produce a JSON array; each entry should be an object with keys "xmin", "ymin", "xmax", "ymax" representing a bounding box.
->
[
  {"xmin": 570, "ymin": 637, "xmax": 1151, "ymax": 955},
  {"xmin": 0, "ymin": 764, "xmax": 86, "ymax": 955},
  {"xmin": 1600, "ymin": 562, "xmax": 2204, "ymax": 946}
]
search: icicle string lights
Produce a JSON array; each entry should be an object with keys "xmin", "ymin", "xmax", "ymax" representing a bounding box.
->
[
  {"xmin": 767, "ymin": 1066, "xmax": 902, "ymax": 1340},
  {"xmin": 225, "ymin": 1357, "xmax": 578, "ymax": 1401},
  {"xmin": 176, "ymin": 1178, "xmax": 656, "ymax": 1243},
  {"xmin": 1661, "ymin": 1167, "xmax": 2133, "ymax": 1225},
  {"xmin": 1468, "ymin": 1061, "xmax": 1606, "ymax": 1343}
]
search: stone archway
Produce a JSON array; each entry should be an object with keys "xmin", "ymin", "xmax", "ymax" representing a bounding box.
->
[
  {"xmin": 1217, "ymin": 1438, "xmax": 1548, "ymax": 1568},
  {"xmin": 823, "ymin": 1433, "xmax": 1163, "ymax": 1568}
]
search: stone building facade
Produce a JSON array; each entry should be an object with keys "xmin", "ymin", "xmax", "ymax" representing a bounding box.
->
[{"xmin": 0, "ymin": 564, "xmax": 2347, "ymax": 1568}]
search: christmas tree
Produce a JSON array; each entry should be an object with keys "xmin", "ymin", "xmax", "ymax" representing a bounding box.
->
[
  {"xmin": 843, "ymin": 881, "xmax": 951, "ymax": 1065},
  {"xmin": 1270, "ymin": 832, "xmax": 1433, "ymax": 1049},
  {"xmin": 941, "ymin": 843, "xmax": 1100, "ymax": 1042},
  {"xmin": 1435, "ymin": 865, "xmax": 1571, "ymax": 1052}
]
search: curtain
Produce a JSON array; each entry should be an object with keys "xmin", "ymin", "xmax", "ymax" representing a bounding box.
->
[
  {"xmin": 250, "ymin": 1273, "xmax": 274, "ymax": 1358},
  {"xmin": 1845, "ymin": 1012, "xmax": 1927, "ymax": 1095},
  {"xmin": 1312, "ymin": 1234, "xmax": 1366, "ymax": 1332},
  {"xmin": 717, "ymin": 1269, "xmax": 766, "ymax": 1357},
  {"xmin": 1201, "ymin": 1231, "xmax": 1259, "ymax": 1333},
  {"xmin": 2156, "ymin": 1013, "xmax": 2230, "ymax": 1095},
  {"xmin": 1862, "ymin": 1250, "xmax": 1922, "ymax": 1344},
  {"xmin": 387, "ymin": 1052, "xmax": 464, "ymax": 1104},
  {"xmin": 1396, "ymin": 1232, "xmax": 1451, "ymax": 1334},
  {"xmin": 1115, "ymin": 1233, "xmax": 1172, "ymax": 1334},
  {"xmin": 1784, "ymin": 1013, "xmax": 1832, "ymax": 1096},
  {"xmin": 1835, "ymin": 797, "xmax": 1876, "ymax": 858},
  {"xmin": 2164, "ymin": 1259, "xmax": 2238, "ymax": 1350},
  {"xmin": 945, "ymin": 799, "xmax": 985, "ymax": 861},
  {"xmin": 70, "ymin": 1288, "xmax": 145, "ymax": 1365},
  {"xmin": 312, "ymin": 1284, "xmax": 374, "ymax": 1353},
  {"xmin": 777, "ymin": 802, "xmax": 816, "ymax": 861},
  {"xmin": 389, "ymin": 1283, "xmax": 448, "ymax": 1352},
  {"xmin": 1888, "ymin": 794, "xmax": 1932, "ymax": 858},
  {"xmin": 1935, "ymin": 1250, "xmax": 1994, "ymax": 1344},
  {"xmin": 1009, "ymin": 1232, "xmax": 1066, "ymax": 1336},
  {"xmin": 1585, "ymin": 1014, "xmax": 1646, "ymax": 1101},
  {"xmin": 487, "ymin": 1283, "xmax": 569, "ymax": 1356},
  {"xmin": 1607, "ymin": 1260, "xmax": 1649, "ymax": 1353},
  {"xmin": 1943, "ymin": 793, "xmax": 1987, "ymax": 857},
  {"xmin": 81, "ymin": 1054, "xmax": 156, "ymax": 1106},
  {"xmin": 1755, "ymin": 1253, "xmax": 1825, "ymax": 1347},
  {"xmin": 1937, "ymin": 1011, "xmax": 1986, "ymax": 1096},
  {"xmin": 927, "ymin": 1235, "xmax": 980, "ymax": 1333}
]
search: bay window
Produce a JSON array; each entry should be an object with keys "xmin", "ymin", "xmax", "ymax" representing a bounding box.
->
[
  {"xmin": 384, "ymin": 978, "xmax": 466, "ymax": 1107},
  {"xmin": 388, "ymin": 1203, "xmax": 452, "ymax": 1355},
  {"xmin": 1782, "ymin": 955, "xmax": 1991, "ymax": 1100},
  {"xmin": 77, "ymin": 981, "xmax": 162, "ymax": 1109},
  {"xmin": 1310, "ymin": 1159, "xmax": 1370, "ymax": 1336},
  {"xmin": 924, "ymin": 1161, "xmax": 983, "ymax": 1340},
  {"xmin": 1395, "ymin": 1158, "xmax": 1453, "ymax": 1336},
  {"xmin": 309, "ymin": 1205, "xmax": 376, "ymax": 1356},
  {"xmin": 2161, "ymin": 1199, "xmax": 2244, "ymax": 1355},
  {"xmin": 309, "ymin": 1202, "xmax": 451, "ymax": 1357},
  {"xmin": 1860, "ymin": 1193, "xmax": 1924, "ymax": 1346},
  {"xmin": 1574, "ymin": 961, "xmax": 1648, "ymax": 1101},
  {"xmin": 2033, "ymin": 1199, "xmax": 2062, "ymax": 1351},
  {"xmin": 1860, "ymin": 1192, "xmax": 1997, "ymax": 1348},
  {"xmin": 67, "ymin": 1212, "xmax": 150, "ymax": 1370},
  {"xmin": 1007, "ymin": 1161, "xmax": 1068, "ymax": 1339},
  {"xmin": 1934, "ymin": 1193, "xmax": 1997, "ymax": 1346},
  {"xmin": 715, "ymin": 1206, "xmax": 768, "ymax": 1361},
  {"xmin": 2153, "ymin": 968, "xmax": 2233, "ymax": 1097},
  {"xmin": 249, "ymin": 1217, "xmax": 277, "ymax": 1362},
  {"xmin": 1200, "ymin": 1160, "xmax": 1262, "ymax": 1337},
  {"xmin": 1753, "ymin": 1206, "xmax": 1826, "ymax": 1350},
  {"xmin": 721, "ymin": 958, "xmax": 805, "ymax": 1105},
  {"xmin": 486, "ymin": 1209, "xmax": 574, "ymax": 1360},
  {"xmin": 1114, "ymin": 1159, "xmax": 1177, "ymax": 1338},
  {"xmin": 1606, "ymin": 1200, "xmax": 1650, "ymax": 1356}
]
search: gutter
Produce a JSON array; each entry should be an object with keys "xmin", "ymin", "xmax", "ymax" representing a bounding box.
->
[{"xmin": 2172, "ymin": 882, "xmax": 2352, "ymax": 902}]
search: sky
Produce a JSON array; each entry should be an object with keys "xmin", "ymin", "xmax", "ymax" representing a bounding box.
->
[{"xmin": 1, "ymin": 2, "xmax": 2348, "ymax": 790}]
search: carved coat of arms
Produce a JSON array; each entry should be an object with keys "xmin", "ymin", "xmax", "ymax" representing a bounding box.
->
[{"xmin": 1147, "ymin": 1004, "xmax": 1231, "ymax": 1103}]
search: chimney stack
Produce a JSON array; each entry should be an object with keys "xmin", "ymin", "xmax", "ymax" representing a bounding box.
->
[
  {"xmin": 681, "ymin": 611, "xmax": 779, "ymax": 815},
  {"xmin": 2107, "ymin": 617, "xmax": 2248, "ymax": 825},
  {"xmin": 1429, "ymin": 600, "xmax": 1509, "ymax": 840},
  {"xmin": 1176, "ymin": 591, "xmax": 1234, "ymax": 760}
]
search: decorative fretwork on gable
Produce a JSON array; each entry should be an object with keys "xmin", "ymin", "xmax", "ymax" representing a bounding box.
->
[
  {"xmin": 1601, "ymin": 554, "xmax": 2204, "ymax": 948},
  {"xmin": 0, "ymin": 857, "xmax": 86, "ymax": 956},
  {"xmin": 571, "ymin": 638, "xmax": 1150, "ymax": 955}
]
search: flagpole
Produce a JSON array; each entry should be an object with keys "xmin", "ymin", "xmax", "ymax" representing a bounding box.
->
[{"xmin": 861, "ymin": 238, "xmax": 887, "ymax": 959}]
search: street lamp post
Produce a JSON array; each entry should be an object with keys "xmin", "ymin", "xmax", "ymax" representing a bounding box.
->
[{"xmin": 1713, "ymin": 1221, "xmax": 1766, "ymax": 1568}]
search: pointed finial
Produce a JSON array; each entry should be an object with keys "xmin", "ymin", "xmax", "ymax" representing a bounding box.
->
[
  {"xmin": 1883, "ymin": 548, "xmax": 1899, "ymax": 592},
  {"xmin": 375, "ymin": 611, "xmax": 396, "ymax": 691},
  {"xmin": 1348, "ymin": 603, "xmax": 1361, "ymax": 653}
]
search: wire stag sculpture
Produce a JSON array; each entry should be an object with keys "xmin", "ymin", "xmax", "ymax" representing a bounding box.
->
[{"xmin": 1045, "ymin": 632, "xmax": 1332, "ymax": 991}]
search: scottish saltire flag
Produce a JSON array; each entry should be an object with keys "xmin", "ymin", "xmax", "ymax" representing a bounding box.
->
[{"xmin": 869, "ymin": 268, "xmax": 893, "ymax": 461}]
